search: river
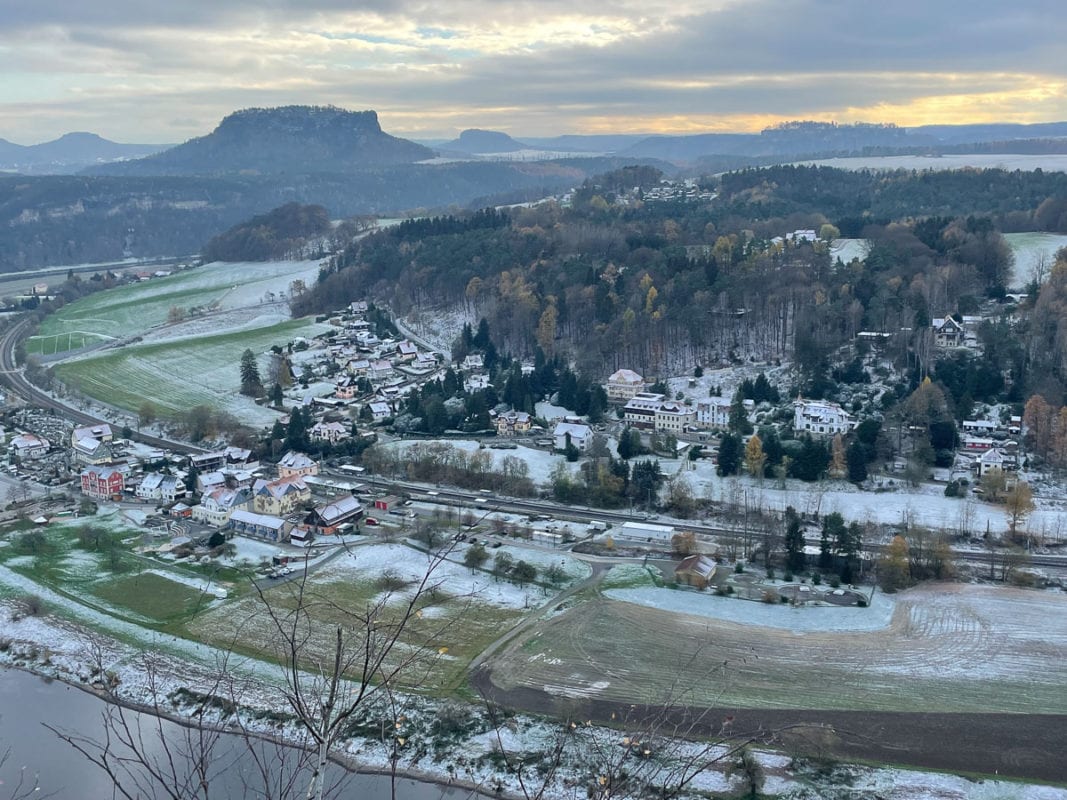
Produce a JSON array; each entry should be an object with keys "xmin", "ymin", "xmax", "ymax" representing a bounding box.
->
[{"xmin": 0, "ymin": 668, "xmax": 473, "ymax": 799}]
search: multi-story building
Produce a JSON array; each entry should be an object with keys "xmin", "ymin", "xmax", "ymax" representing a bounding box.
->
[
  {"xmin": 80, "ymin": 466, "xmax": 125, "ymax": 500},
  {"xmin": 605, "ymin": 369, "xmax": 646, "ymax": 402},
  {"xmin": 793, "ymin": 400, "xmax": 855, "ymax": 436}
]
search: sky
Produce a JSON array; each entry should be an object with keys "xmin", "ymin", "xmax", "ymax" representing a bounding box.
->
[{"xmin": 1, "ymin": 0, "xmax": 1066, "ymax": 144}]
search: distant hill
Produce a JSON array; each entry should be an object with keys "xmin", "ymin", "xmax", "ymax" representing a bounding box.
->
[
  {"xmin": 0, "ymin": 132, "xmax": 167, "ymax": 173},
  {"xmin": 202, "ymin": 202, "xmax": 333, "ymax": 262},
  {"xmin": 440, "ymin": 129, "xmax": 530, "ymax": 154},
  {"xmin": 87, "ymin": 106, "xmax": 435, "ymax": 177}
]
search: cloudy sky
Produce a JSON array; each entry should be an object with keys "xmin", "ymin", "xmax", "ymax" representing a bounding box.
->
[{"xmin": 2, "ymin": 0, "xmax": 1065, "ymax": 143}]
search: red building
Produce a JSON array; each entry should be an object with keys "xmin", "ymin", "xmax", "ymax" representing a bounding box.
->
[{"xmin": 80, "ymin": 466, "xmax": 125, "ymax": 500}]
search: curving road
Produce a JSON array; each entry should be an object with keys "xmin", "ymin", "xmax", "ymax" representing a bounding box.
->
[{"xmin": 0, "ymin": 315, "xmax": 205, "ymax": 455}]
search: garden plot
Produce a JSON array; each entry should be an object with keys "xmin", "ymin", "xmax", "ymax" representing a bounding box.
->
[
  {"xmin": 384, "ymin": 438, "xmax": 572, "ymax": 484},
  {"xmin": 488, "ymin": 583, "xmax": 1067, "ymax": 714},
  {"xmin": 27, "ymin": 260, "xmax": 321, "ymax": 356},
  {"xmin": 54, "ymin": 317, "xmax": 330, "ymax": 423}
]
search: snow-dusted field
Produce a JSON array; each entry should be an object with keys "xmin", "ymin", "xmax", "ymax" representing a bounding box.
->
[
  {"xmin": 1005, "ymin": 231, "xmax": 1067, "ymax": 287},
  {"xmin": 30, "ymin": 260, "xmax": 322, "ymax": 355},
  {"xmin": 315, "ymin": 542, "xmax": 546, "ymax": 610},
  {"xmin": 606, "ymin": 585, "xmax": 894, "ymax": 632},
  {"xmin": 383, "ymin": 438, "xmax": 573, "ymax": 484}
]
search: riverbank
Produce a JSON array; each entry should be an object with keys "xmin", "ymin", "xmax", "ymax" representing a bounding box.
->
[{"xmin": 3, "ymin": 597, "xmax": 1067, "ymax": 799}]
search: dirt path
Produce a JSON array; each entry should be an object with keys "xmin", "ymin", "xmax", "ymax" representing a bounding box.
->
[{"xmin": 471, "ymin": 665, "xmax": 1067, "ymax": 783}]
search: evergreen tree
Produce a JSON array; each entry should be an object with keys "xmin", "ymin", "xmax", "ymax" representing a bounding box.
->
[
  {"xmin": 239, "ymin": 348, "xmax": 264, "ymax": 397},
  {"xmin": 784, "ymin": 507, "xmax": 805, "ymax": 573},
  {"xmin": 270, "ymin": 383, "xmax": 284, "ymax": 407},
  {"xmin": 717, "ymin": 433, "xmax": 741, "ymax": 476},
  {"xmin": 728, "ymin": 387, "xmax": 753, "ymax": 434},
  {"xmin": 847, "ymin": 438, "xmax": 868, "ymax": 483},
  {"xmin": 820, "ymin": 512, "xmax": 846, "ymax": 570}
]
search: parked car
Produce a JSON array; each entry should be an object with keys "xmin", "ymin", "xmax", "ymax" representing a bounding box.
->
[{"xmin": 364, "ymin": 517, "xmax": 379, "ymax": 526}]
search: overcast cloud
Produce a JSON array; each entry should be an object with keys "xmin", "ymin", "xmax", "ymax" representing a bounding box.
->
[{"xmin": 0, "ymin": 0, "xmax": 1064, "ymax": 142}]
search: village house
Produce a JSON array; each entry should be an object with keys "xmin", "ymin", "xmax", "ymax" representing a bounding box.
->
[
  {"xmin": 252, "ymin": 475, "xmax": 311, "ymax": 516},
  {"xmin": 461, "ymin": 353, "xmax": 484, "ymax": 372},
  {"xmin": 349, "ymin": 300, "xmax": 369, "ymax": 315},
  {"xmin": 80, "ymin": 465, "xmax": 125, "ymax": 500},
  {"xmin": 793, "ymin": 399, "xmax": 855, "ymax": 436},
  {"xmin": 302, "ymin": 494, "xmax": 363, "ymax": 536},
  {"xmin": 135, "ymin": 472, "xmax": 186, "ymax": 503},
  {"xmin": 334, "ymin": 376, "xmax": 359, "ymax": 399},
  {"xmin": 310, "ymin": 421, "xmax": 349, "ymax": 445},
  {"xmin": 395, "ymin": 341, "xmax": 419, "ymax": 363},
  {"xmin": 72, "ymin": 437, "xmax": 114, "ymax": 466},
  {"xmin": 977, "ymin": 447, "xmax": 1017, "ymax": 477},
  {"xmin": 197, "ymin": 470, "xmax": 228, "ymax": 494},
  {"xmin": 553, "ymin": 421, "xmax": 593, "ymax": 452},
  {"xmin": 932, "ymin": 317, "xmax": 966, "ymax": 348},
  {"xmin": 605, "ymin": 369, "xmax": 646, "ymax": 402},
  {"xmin": 623, "ymin": 392, "xmax": 667, "ymax": 429},
  {"xmin": 368, "ymin": 359, "xmax": 394, "ymax": 382},
  {"xmin": 10, "ymin": 433, "xmax": 49, "ymax": 460},
  {"xmin": 228, "ymin": 509, "xmax": 293, "ymax": 543},
  {"xmin": 674, "ymin": 554, "xmax": 717, "ymax": 590},
  {"xmin": 189, "ymin": 451, "xmax": 226, "ymax": 473},
  {"xmin": 346, "ymin": 358, "xmax": 371, "ymax": 377},
  {"xmin": 367, "ymin": 399, "xmax": 392, "ymax": 421},
  {"xmin": 223, "ymin": 446, "xmax": 258, "ymax": 471},
  {"xmin": 494, "ymin": 410, "xmax": 532, "ymax": 437},
  {"xmin": 654, "ymin": 401, "xmax": 696, "ymax": 433},
  {"xmin": 192, "ymin": 487, "xmax": 251, "ymax": 527},
  {"xmin": 277, "ymin": 451, "xmax": 319, "ymax": 478},
  {"xmin": 70, "ymin": 423, "xmax": 113, "ymax": 448},
  {"xmin": 694, "ymin": 397, "xmax": 755, "ymax": 430}
]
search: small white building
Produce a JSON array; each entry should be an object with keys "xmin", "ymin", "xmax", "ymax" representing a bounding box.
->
[
  {"xmin": 136, "ymin": 472, "xmax": 186, "ymax": 502},
  {"xmin": 461, "ymin": 353, "xmax": 485, "ymax": 372},
  {"xmin": 552, "ymin": 421, "xmax": 593, "ymax": 451},
  {"xmin": 310, "ymin": 421, "xmax": 349, "ymax": 445},
  {"xmin": 932, "ymin": 317, "xmax": 966, "ymax": 348},
  {"xmin": 695, "ymin": 397, "xmax": 754, "ymax": 430},
  {"xmin": 793, "ymin": 399, "xmax": 855, "ymax": 436},
  {"xmin": 615, "ymin": 521, "xmax": 675, "ymax": 543},
  {"xmin": 10, "ymin": 433, "xmax": 49, "ymax": 460},
  {"xmin": 976, "ymin": 448, "xmax": 1016, "ymax": 477},
  {"xmin": 605, "ymin": 369, "xmax": 646, "ymax": 402}
]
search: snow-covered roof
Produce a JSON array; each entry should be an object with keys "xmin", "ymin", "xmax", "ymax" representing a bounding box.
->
[
  {"xmin": 553, "ymin": 421, "xmax": 592, "ymax": 439},
  {"xmin": 608, "ymin": 369, "xmax": 644, "ymax": 385},
  {"xmin": 279, "ymin": 451, "xmax": 316, "ymax": 470},
  {"xmin": 231, "ymin": 509, "xmax": 287, "ymax": 530},
  {"xmin": 316, "ymin": 495, "xmax": 362, "ymax": 524}
]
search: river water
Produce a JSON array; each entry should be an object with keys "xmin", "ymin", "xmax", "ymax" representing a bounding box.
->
[{"xmin": 0, "ymin": 668, "xmax": 472, "ymax": 799}]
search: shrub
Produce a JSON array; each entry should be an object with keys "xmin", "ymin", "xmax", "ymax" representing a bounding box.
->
[
  {"xmin": 783, "ymin": 572, "xmax": 793, "ymax": 581},
  {"xmin": 779, "ymin": 595, "xmax": 790, "ymax": 604},
  {"xmin": 725, "ymin": 585, "xmax": 735, "ymax": 595},
  {"xmin": 761, "ymin": 590, "xmax": 778, "ymax": 604},
  {"xmin": 812, "ymin": 573, "xmax": 822, "ymax": 586},
  {"xmin": 734, "ymin": 562, "xmax": 744, "ymax": 574},
  {"xmin": 377, "ymin": 571, "xmax": 409, "ymax": 592},
  {"xmin": 829, "ymin": 576, "xmax": 841, "ymax": 589},
  {"xmin": 857, "ymin": 598, "xmax": 868, "ymax": 608}
]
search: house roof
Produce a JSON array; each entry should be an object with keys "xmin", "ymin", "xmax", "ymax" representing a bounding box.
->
[
  {"xmin": 231, "ymin": 509, "xmax": 287, "ymax": 530},
  {"xmin": 608, "ymin": 369, "xmax": 644, "ymax": 384},
  {"xmin": 279, "ymin": 451, "xmax": 316, "ymax": 470},
  {"xmin": 81, "ymin": 465, "xmax": 122, "ymax": 479},
  {"xmin": 73, "ymin": 423, "xmax": 113, "ymax": 441},
  {"xmin": 255, "ymin": 475, "xmax": 309, "ymax": 499},
  {"xmin": 11, "ymin": 433, "xmax": 47, "ymax": 449},
  {"xmin": 315, "ymin": 495, "xmax": 363, "ymax": 524},
  {"xmin": 675, "ymin": 554, "xmax": 717, "ymax": 579},
  {"xmin": 553, "ymin": 421, "xmax": 592, "ymax": 439},
  {"xmin": 140, "ymin": 473, "xmax": 164, "ymax": 490}
]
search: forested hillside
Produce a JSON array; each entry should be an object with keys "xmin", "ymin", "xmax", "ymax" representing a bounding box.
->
[
  {"xmin": 294, "ymin": 166, "xmax": 1067, "ymax": 391},
  {"xmin": 201, "ymin": 203, "xmax": 334, "ymax": 262}
]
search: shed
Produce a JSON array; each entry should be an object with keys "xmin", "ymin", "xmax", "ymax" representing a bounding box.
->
[{"xmin": 674, "ymin": 555, "xmax": 717, "ymax": 589}]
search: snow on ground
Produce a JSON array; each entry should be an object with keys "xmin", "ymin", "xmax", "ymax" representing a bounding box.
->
[
  {"xmin": 384, "ymin": 438, "xmax": 573, "ymax": 484},
  {"xmin": 1005, "ymin": 232, "xmax": 1067, "ymax": 287},
  {"xmin": 221, "ymin": 537, "xmax": 286, "ymax": 567},
  {"xmin": 316, "ymin": 542, "xmax": 545, "ymax": 610},
  {"xmin": 535, "ymin": 401, "xmax": 574, "ymax": 420},
  {"xmin": 145, "ymin": 568, "xmax": 228, "ymax": 599},
  {"xmin": 605, "ymin": 586, "xmax": 894, "ymax": 632},
  {"xmin": 139, "ymin": 307, "xmax": 294, "ymax": 346},
  {"xmin": 671, "ymin": 462, "xmax": 1067, "ymax": 536},
  {"xmin": 829, "ymin": 237, "xmax": 870, "ymax": 264},
  {"xmin": 456, "ymin": 540, "xmax": 591, "ymax": 582},
  {"xmin": 666, "ymin": 364, "xmax": 790, "ymax": 409},
  {"xmin": 808, "ymin": 767, "xmax": 1067, "ymax": 800}
]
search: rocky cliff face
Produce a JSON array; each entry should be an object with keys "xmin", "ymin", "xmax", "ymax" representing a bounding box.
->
[{"xmin": 87, "ymin": 106, "xmax": 435, "ymax": 176}]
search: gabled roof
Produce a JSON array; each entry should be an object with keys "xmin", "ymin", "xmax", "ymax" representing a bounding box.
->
[
  {"xmin": 553, "ymin": 421, "xmax": 592, "ymax": 439},
  {"xmin": 675, "ymin": 554, "xmax": 717, "ymax": 578},
  {"xmin": 279, "ymin": 451, "xmax": 316, "ymax": 470},
  {"xmin": 314, "ymin": 495, "xmax": 363, "ymax": 525},
  {"xmin": 254, "ymin": 475, "xmax": 309, "ymax": 499},
  {"xmin": 608, "ymin": 369, "xmax": 644, "ymax": 384}
]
